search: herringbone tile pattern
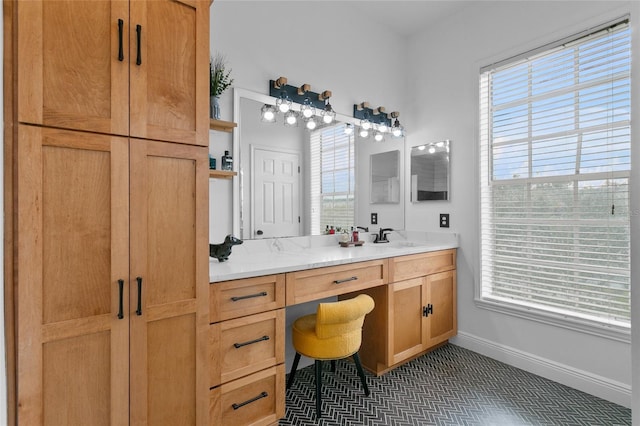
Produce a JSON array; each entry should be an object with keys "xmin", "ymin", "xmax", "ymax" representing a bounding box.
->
[{"xmin": 281, "ymin": 344, "xmax": 630, "ymax": 425}]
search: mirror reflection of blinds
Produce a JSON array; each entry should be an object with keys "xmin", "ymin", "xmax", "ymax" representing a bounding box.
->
[
  {"xmin": 310, "ymin": 123, "xmax": 355, "ymax": 235},
  {"xmin": 479, "ymin": 19, "xmax": 631, "ymax": 328}
]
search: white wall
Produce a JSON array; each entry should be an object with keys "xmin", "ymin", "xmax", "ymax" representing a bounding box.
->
[
  {"xmin": 404, "ymin": 0, "xmax": 633, "ymax": 408},
  {"xmin": 210, "ymin": 0, "xmax": 636, "ymax": 412}
]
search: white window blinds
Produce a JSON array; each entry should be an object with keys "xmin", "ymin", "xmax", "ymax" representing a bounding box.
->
[
  {"xmin": 479, "ymin": 19, "xmax": 631, "ymax": 328},
  {"xmin": 310, "ymin": 123, "xmax": 355, "ymax": 235}
]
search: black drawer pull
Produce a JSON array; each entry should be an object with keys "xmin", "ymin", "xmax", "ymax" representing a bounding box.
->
[
  {"xmin": 135, "ymin": 24, "xmax": 142, "ymax": 65},
  {"xmin": 334, "ymin": 276, "xmax": 358, "ymax": 284},
  {"xmin": 234, "ymin": 335, "xmax": 269, "ymax": 349},
  {"xmin": 117, "ymin": 19, "xmax": 124, "ymax": 61},
  {"xmin": 117, "ymin": 279, "xmax": 124, "ymax": 319},
  {"xmin": 231, "ymin": 291, "xmax": 267, "ymax": 302},
  {"xmin": 232, "ymin": 392, "xmax": 268, "ymax": 410}
]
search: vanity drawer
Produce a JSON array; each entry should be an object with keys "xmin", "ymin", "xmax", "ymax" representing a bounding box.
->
[
  {"xmin": 210, "ymin": 309, "xmax": 285, "ymax": 387},
  {"xmin": 286, "ymin": 259, "xmax": 388, "ymax": 305},
  {"xmin": 210, "ymin": 364, "xmax": 285, "ymax": 426},
  {"xmin": 389, "ymin": 249, "xmax": 456, "ymax": 282},
  {"xmin": 210, "ymin": 274, "xmax": 285, "ymax": 322}
]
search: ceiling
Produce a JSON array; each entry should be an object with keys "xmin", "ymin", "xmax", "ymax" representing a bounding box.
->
[{"xmin": 343, "ymin": 1, "xmax": 473, "ymax": 38}]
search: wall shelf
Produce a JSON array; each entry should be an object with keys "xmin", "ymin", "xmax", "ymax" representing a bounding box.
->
[
  {"xmin": 209, "ymin": 169, "xmax": 237, "ymax": 179},
  {"xmin": 210, "ymin": 119, "xmax": 237, "ymax": 133}
]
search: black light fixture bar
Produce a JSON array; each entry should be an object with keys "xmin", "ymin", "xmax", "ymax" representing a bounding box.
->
[
  {"xmin": 353, "ymin": 102, "xmax": 392, "ymax": 127},
  {"xmin": 269, "ymin": 77, "xmax": 327, "ymax": 109}
]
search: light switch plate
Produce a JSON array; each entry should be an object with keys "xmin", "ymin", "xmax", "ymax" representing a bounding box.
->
[
  {"xmin": 440, "ymin": 213, "xmax": 450, "ymax": 228},
  {"xmin": 371, "ymin": 213, "xmax": 378, "ymax": 225}
]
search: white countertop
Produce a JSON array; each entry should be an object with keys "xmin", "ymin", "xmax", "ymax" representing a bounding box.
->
[{"xmin": 209, "ymin": 231, "xmax": 459, "ymax": 283}]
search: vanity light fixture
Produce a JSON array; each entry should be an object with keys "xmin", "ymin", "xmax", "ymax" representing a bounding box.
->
[
  {"xmin": 261, "ymin": 104, "xmax": 277, "ymax": 122},
  {"xmin": 428, "ymin": 145, "xmax": 436, "ymax": 154},
  {"xmin": 354, "ymin": 102, "xmax": 397, "ymax": 140}
]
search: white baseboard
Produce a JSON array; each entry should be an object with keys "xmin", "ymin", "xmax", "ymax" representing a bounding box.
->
[{"xmin": 451, "ymin": 332, "xmax": 631, "ymax": 408}]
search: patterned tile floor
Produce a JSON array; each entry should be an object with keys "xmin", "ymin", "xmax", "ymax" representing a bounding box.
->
[{"xmin": 281, "ymin": 344, "xmax": 631, "ymax": 426}]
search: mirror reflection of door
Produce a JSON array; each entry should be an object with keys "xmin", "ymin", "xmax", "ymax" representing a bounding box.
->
[{"xmin": 251, "ymin": 146, "xmax": 301, "ymax": 238}]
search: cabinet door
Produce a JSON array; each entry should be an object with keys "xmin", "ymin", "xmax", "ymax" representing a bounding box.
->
[
  {"xmin": 16, "ymin": 125, "xmax": 130, "ymax": 426},
  {"xmin": 387, "ymin": 277, "xmax": 427, "ymax": 366},
  {"xmin": 129, "ymin": 140, "xmax": 209, "ymax": 426},
  {"xmin": 18, "ymin": 0, "xmax": 129, "ymax": 136},
  {"xmin": 129, "ymin": 0, "xmax": 209, "ymax": 146},
  {"xmin": 425, "ymin": 270, "xmax": 457, "ymax": 348}
]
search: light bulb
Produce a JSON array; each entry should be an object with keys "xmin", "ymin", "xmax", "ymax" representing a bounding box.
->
[
  {"xmin": 360, "ymin": 119, "xmax": 371, "ymax": 130},
  {"xmin": 436, "ymin": 141, "xmax": 445, "ymax": 148},
  {"xmin": 322, "ymin": 112, "xmax": 334, "ymax": 124},
  {"xmin": 305, "ymin": 118, "xmax": 317, "ymax": 130},
  {"xmin": 261, "ymin": 104, "xmax": 276, "ymax": 123},
  {"xmin": 359, "ymin": 128, "xmax": 369, "ymax": 138},
  {"xmin": 374, "ymin": 132, "xmax": 384, "ymax": 142},
  {"xmin": 276, "ymin": 97, "xmax": 291, "ymax": 113},
  {"xmin": 378, "ymin": 122, "xmax": 389, "ymax": 133},
  {"xmin": 300, "ymin": 101, "xmax": 315, "ymax": 119},
  {"xmin": 418, "ymin": 145, "xmax": 426, "ymax": 151},
  {"xmin": 344, "ymin": 123, "xmax": 354, "ymax": 135},
  {"xmin": 428, "ymin": 145, "xmax": 436, "ymax": 154},
  {"xmin": 284, "ymin": 110, "xmax": 297, "ymax": 126}
]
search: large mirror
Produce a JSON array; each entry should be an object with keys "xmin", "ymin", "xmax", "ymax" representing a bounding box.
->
[
  {"xmin": 410, "ymin": 140, "xmax": 450, "ymax": 202},
  {"xmin": 370, "ymin": 150, "xmax": 400, "ymax": 204},
  {"xmin": 232, "ymin": 89, "xmax": 405, "ymax": 239}
]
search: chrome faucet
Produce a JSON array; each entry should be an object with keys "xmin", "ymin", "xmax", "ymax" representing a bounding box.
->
[{"xmin": 374, "ymin": 228, "xmax": 393, "ymax": 243}]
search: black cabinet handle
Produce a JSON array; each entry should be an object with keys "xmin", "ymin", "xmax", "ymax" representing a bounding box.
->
[
  {"xmin": 334, "ymin": 276, "xmax": 357, "ymax": 284},
  {"xmin": 234, "ymin": 335, "xmax": 269, "ymax": 349},
  {"xmin": 232, "ymin": 392, "xmax": 268, "ymax": 410},
  {"xmin": 117, "ymin": 19, "xmax": 124, "ymax": 61},
  {"xmin": 117, "ymin": 279, "xmax": 124, "ymax": 319},
  {"xmin": 230, "ymin": 291, "xmax": 267, "ymax": 302},
  {"xmin": 423, "ymin": 304, "xmax": 433, "ymax": 317},
  {"xmin": 135, "ymin": 24, "xmax": 142, "ymax": 65},
  {"xmin": 136, "ymin": 277, "xmax": 143, "ymax": 316}
]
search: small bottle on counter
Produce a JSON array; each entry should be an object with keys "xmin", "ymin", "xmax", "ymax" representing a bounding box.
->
[
  {"xmin": 221, "ymin": 150, "xmax": 233, "ymax": 171},
  {"xmin": 351, "ymin": 226, "xmax": 359, "ymax": 242},
  {"xmin": 329, "ymin": 226, "xmax": 335, "ymax": 235}
]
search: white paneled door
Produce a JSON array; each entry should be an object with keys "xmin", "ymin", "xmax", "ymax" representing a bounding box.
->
[{"xmin": 252, "ymin": 147, "xmax": 301, "ymax": 238}]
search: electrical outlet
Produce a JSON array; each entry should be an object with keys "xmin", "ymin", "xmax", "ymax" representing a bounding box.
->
[
  {"xmin": 371, "ymin": 213, "xmax": 378, "ymax": 225},
  {"xmin": 440, "ymin": 213, "xmax": 450, "ymax": 228}
]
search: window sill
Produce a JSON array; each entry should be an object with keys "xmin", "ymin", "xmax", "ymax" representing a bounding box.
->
[{"xmin": 475, "ymin": 297, "xmax": 630, "ymax": 343}]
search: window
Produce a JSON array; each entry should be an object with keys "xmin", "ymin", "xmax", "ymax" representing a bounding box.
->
[
  {"xmin": 310, "ymin": 123, "xmax": 355, "ymax": 234},
  {"xmin": 479, "ymin": 19, "xmax": 631, "ymax": 332}
]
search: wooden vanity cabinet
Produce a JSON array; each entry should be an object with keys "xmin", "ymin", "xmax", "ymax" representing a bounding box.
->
[
  {"xmin": 209, "ymin": 275, "xmax": 286, "ymax": 425},
  {"xmin": 353, "ymin": 249, "xmax": 457, "ymax": 375}
]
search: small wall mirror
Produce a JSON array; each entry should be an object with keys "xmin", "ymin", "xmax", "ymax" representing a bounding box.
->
[
  {"xmin": 370, "ymin": 150, "xmax": 400, "ymax": 204},
  {"xmin": 410, "ymin": 140, "xmax": 450, "ymax": 202}
]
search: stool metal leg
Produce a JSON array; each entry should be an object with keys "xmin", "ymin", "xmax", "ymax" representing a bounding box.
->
[
  {"xmin": 315, "ymin": 360, "xmax": 323, "ymax": 419},
  {"xmin": 352, "ymin": 352, "xmax": 370, "ymax": 396},
  {"xmin": 287, "ymin": 352, "xmax": 301, "ymax": 389}
]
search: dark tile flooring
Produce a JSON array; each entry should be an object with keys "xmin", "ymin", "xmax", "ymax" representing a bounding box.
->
[{"xmin": 280, "ymin": 344, "xmax": 631, "ymax": 425}]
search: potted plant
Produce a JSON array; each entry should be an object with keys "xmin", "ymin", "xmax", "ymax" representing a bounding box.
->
[{"xmin": 210, "ymin": 53, "xmax": 234, "ymax": 119}]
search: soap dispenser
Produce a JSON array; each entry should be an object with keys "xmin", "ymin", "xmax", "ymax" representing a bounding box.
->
[{"xmin": 221, "ymin": 150, "xmax": 233, "ymax": 171}]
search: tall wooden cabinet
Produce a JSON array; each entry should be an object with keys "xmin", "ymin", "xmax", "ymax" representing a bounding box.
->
[{"xmin": 6, "ymin": 1, "xmax": 211, "ymax": 424}]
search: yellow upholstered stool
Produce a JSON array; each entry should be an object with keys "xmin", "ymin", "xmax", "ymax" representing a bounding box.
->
[{"xmin": 286, "ymin": 294, "xmax": 375, "ymax": 419}]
